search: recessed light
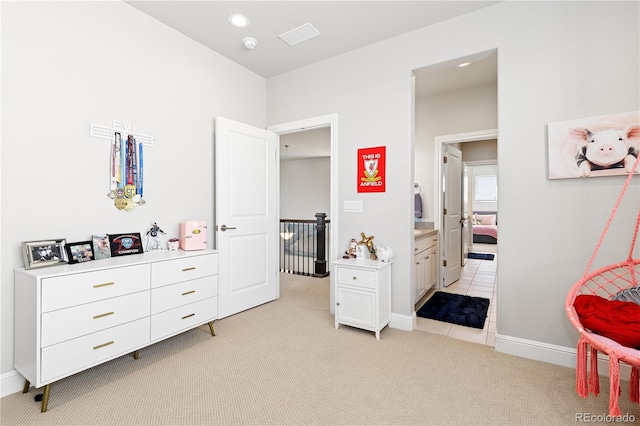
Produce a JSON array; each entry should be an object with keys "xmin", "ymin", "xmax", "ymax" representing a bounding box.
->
[
  {"xmin": 228, "ymin": 14, "xmax": 250, "ymax": 28},
  {"xmin": 458, "ymin": 62, "xmax": 471, "ymax": 67}
]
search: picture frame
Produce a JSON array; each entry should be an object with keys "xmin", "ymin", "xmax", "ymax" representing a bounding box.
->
[
  {"xmin": 65, "ymin": 241, "xmax": 95, "ymax": 264},
  {"xmin": 108, "ymin": 233, "xmax": 144, "ymax": 257},
  {"xmin": 547, "ymin": 110, "xmax": 640, "ymax": 179},
  {"xmin": 92, "ymin": 234, "xmax": 111, "ymax": 260},
  {"xmin": 21, "ymin": 239, "xmax": 67, "ymax": 270}
]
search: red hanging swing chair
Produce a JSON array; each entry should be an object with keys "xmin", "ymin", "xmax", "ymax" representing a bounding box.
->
[{"xmin": 565, "ymin": 154, "xmax": 640, "ymax": 416}]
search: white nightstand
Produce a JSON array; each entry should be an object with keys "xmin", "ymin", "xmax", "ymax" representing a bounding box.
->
[{"xmin": 333, "ymin": 258, "xmax": 392, "ymax": 339}]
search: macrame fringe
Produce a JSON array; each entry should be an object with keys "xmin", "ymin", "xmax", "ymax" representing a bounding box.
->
[
  {"xmin": 608, "ymin": 356, "xmax": 622, "ymax": 417},
  {"xmin": 576, "ymin": 338, "xmax": 588, "ymax": 397},
  {"xmin": 631, "ymin": 366, "xmax": 639, "ymax": 403},
  {"xmin": 589, "ymin": 346, "xmax": 600, "ymax": 396}
]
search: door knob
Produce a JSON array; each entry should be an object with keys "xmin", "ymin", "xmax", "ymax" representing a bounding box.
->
[{"xmin": 219, "ymin": 225, "xmax": 237, "ymax": 231}]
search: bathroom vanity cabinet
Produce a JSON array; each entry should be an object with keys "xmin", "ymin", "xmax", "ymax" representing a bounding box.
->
[
  {"xmin": 333, "ymin": 258, "xmax": 391, "ymax": 340},
  {"xmin": 414, "ymin": 231, "xmax": 438, "ymax": 305}
]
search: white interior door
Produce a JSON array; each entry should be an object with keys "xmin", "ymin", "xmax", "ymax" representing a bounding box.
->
[
  {"xmin": 442, "ymin": 144, "xmax": 462, "ymax": 287},
  {"xmin": 215, "ymin": 117, "xmax": 278, "ymax": 318}
]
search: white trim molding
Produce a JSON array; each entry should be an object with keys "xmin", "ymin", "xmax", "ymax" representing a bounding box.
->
[
  {"xmin": 1, "ymin": 370, "xmax": 25, "ymax": 398},
  {"xmin": 390, "ymin": 312, "xmax": 415, "ymax": 331},
  {"xmin": 495, "ymin": 333, "xmax": 632, "ymax": 379}
]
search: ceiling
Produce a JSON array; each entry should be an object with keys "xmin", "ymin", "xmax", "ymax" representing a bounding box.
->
[
  {"xmin": 125, "ymin": 1, "xmax": 500, "ymax": 79},
  {"xmin": 124, "ymin": 1, "xmax": 499, "ymax": 157}
]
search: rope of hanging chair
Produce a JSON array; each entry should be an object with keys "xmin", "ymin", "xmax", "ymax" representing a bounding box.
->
[{"xmin": 582, "ymin": 153, "xmax": 640, "ymax": 278}]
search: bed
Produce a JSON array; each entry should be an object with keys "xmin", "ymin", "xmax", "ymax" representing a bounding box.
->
[{"xmin": 472, "ymin": 211, "xmax": 498, "ymax": 244}]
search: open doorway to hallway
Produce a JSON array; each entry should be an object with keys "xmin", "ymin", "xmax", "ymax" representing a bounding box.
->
[{"xmin": 268, "ymin": 114, "xmax": 339, "ymax": 313}]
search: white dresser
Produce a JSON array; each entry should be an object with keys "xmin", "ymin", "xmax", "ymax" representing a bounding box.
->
[
  {"xmin": 14, "ymin": 249, "xmax": 218, "ymax": 412},
  {"xmin": 333, "ymin": 258, "xmax": 392, "ymax": 339}
]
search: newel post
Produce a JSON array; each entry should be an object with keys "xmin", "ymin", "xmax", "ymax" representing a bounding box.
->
[{"xmin": 314, "ymin": 212, "xmax": 329, "ymax": 277}]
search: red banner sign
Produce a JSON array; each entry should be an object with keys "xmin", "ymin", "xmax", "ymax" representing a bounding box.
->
[{"xmin": 357, "ymin": 146, "xmax": 386, "ymax": 193}]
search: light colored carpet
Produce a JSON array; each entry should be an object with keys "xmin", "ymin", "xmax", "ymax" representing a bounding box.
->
[{"xmin": 1, "ymin": 273, "xmax": 638, "ymax": 425}]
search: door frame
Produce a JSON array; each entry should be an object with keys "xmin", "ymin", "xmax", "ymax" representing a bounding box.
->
[
  {"xmin": 267, "ymin": 114, "xmax": 339, "ymax": 310},
  {"xmin": 433, "ymin": 129, "xmax": 497, "ymax": 230},
  {"xmin": 434, "ymin": 129, "xmax": 497, "ymax": 286}
]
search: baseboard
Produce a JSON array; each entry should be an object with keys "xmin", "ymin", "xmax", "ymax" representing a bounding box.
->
[
  {"xmin": 1, "ymin": 369, "xmax": 25, "ymax": 398},
  {"xmin": 495, "ymin": 333, "xmax": 632, "ymax": 378},
  {"xmin": 389, "ymin": 312, "xmax": 414, "ymax": 331}
]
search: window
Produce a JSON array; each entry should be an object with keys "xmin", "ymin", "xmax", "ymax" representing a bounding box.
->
[{"xmin": 474, "ymin": 175, "xmax": 497, "ymax": 201}]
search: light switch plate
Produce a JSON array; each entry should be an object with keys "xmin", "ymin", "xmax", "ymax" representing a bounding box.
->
[{"xmin": 343, "ymin": 200, "xmax": 363, "ymax": 213}]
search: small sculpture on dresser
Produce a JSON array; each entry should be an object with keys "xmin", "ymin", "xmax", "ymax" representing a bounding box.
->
[
  {"xmin": 375, "ymin": 245, "xmax": 393, "ymax": 262},
  {"xmin": 359, "ymin": 232, "xmax": 377, "ymax": 260}
]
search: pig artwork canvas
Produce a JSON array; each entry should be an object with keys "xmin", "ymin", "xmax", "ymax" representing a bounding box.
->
[{"xmin": 548, "ymin": 111, "xmax": 640, "ymax": 179}]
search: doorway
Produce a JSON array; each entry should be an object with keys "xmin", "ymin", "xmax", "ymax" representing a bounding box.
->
[
  {"xmin": 268, "ymin": 114, "xmax": 339, "ymax": 313},
  {"xmin": 413, "ymin": 49, "xmax": 497, "ymax": 343}
]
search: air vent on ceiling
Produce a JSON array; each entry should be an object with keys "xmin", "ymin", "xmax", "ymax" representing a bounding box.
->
[{"xmin": 278, "ymin": 23, "xmax": 320, "ymax": 46}]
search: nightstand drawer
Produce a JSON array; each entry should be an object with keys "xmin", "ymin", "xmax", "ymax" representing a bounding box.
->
[
  {"xmin": 151, "ymin": 276, "xmax": 218, "ymax": 314},
  {"xmin": 41, "ymin": 265, "xmax": 150, "ymax": 313},
  {"xmin": 151, "ymin": 254, "xmax": 218, "ymax": 288},
  {"xmin": 41, "ymin": 291, "xmax": 150, "ymax": 347},
  {"xmin": 151, "ymin": 297, "xmax": 217, "ymax": 341},
  {"xmin": 41, "ymin": 317, "xmax": 150, "ymax": 383},
  {"xmin": 336, "ymin": 267, "xmax": 376, "ymax": 289}
]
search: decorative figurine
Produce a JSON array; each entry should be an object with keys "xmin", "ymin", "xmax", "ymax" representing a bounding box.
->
[
  {"xmin": 343, "ymin": 238, "xmax": 358, "ymax": 259},
  {"xmin": 375, "ymin": 245, "xmax": 394, "ymax": 262},
  {"xmin": 358, "ymin": 232, "xmax": 376, "ymax": 259},
  {"xmin": 145, "ymin": 222, "xmax": 166, "ymax": 251},
  {"xmin": 167, "ymin": 238, "xmax": 179, "ymax": 251}
]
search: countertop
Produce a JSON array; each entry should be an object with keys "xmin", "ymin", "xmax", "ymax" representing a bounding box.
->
[{"xmin": 414, "ymin": 228, "xmax": 437, "ymax": 239}]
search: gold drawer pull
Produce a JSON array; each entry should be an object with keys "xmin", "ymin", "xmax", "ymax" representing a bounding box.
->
[
  {"xmin": 93, "ymin": 282, "xmax": 115, "ymax": 288},
  {"xmin": 182, "ymin": 267, "xmax": 196, "ymax": 272},
  {"xmin": 93, "ymin": 311, "xmax": 114, "ymax": 319},
  {"xmin": 93, "ymin": 341, "xmax": 114, "ymax": 350},
  {"xmin": 182, "ymin": 313, "xmax": 195, "ymax": 320},
  {"xmin": 182, "ymin": 290, "xmax": 195, "ymax": 296}
]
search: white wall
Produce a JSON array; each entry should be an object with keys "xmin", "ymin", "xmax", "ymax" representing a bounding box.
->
[
  {"xmin": 415, "ymin": 84, "xmax": 498, "ymax": 222},
  {"xmin": 1, "ymin": 1, "xmax": 266, "ymax": 380},
  {"xmin": 267, "ymin": 1, "xmax": 640, "ymax": 361},
  {"xmin": 280, "ymin": 158, "xmax": 331, "ymax": 220}
]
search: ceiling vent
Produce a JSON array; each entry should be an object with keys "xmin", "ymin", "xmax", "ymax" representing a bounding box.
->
[{"xmin": 278, "ymin": 23, "xmax": 320, "ymax": 46}]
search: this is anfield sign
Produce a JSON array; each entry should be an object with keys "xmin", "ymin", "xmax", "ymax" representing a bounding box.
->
[{"xmin": 357, "ymin": 146, "xmax": 386, "ymax": 193}]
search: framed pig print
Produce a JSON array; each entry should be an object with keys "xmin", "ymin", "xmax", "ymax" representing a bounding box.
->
[{"xmin": 547, "ymin": 110, "xmax": 640, "ymax": 179}]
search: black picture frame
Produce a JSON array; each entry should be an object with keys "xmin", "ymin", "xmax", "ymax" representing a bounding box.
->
[
  {"xmin": 21, "ymin": 239, "xmax": 67, "ymax": 270},
  {"xmin": 108, "ymin": 233, "xmax": 144, "ymax": 257},
  {"xmin": 65, "ymin": 241, "xmax": 95, "ymax": 264}
]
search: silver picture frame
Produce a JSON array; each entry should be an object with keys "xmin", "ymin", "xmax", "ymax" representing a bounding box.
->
[{"xmin": 21, "ymin": 239, "xmax": 67, "ymax": 270}]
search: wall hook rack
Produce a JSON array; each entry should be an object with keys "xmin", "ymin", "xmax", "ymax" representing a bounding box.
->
[
  {"xmin": 90, "ymin": 120, "xmax": 154, "ymax": 211},
  {"xmin": 89, "ymin": 120, "xmax": 154, "ymax": 146}
]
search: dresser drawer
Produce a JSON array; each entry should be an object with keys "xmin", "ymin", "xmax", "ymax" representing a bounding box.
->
[
  {"xmin": 151, "ymin": 297, "xmax": 217, "ymax": 342},
  {"xmin": 41, "ymin": 317, "xmax": 150, "ymax": 383},
  {"xmin": 151, "ymin": 254, "xmax": 218, "ymax": 288},
  {"xmin": 151, "ymin": 276, "xmax": 217, "ymax": 314},
  {"xmin": 41, "ymin": 291, "xmax": 150, "ymax": 347},
  {"xmin": 41, "ymin": 265, "xmax": 150, "ymax": 313},
  {"xmin": 336, "ymin": 267, "xmax": 376, "ymax": 289}
]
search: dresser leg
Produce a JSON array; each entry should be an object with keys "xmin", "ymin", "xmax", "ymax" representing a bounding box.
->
[
  {"xmin": 132, "ymin": 350, "xmax": 140, "ymax": 360},
  {"xmin": 40, "ymin": 384, "xmax": 51, "ymax": 413},
  {"xmin": 208, "ymin": 321, "xmax": 216, "ymax": 336},
  {"xmin": 22, "ymin": 379, "xmax": 30, "ymax": 393}
]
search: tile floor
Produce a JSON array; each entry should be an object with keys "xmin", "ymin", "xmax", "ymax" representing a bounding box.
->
[{"xmin": 415, "ymin": 243, "xmax": 497, "ymax": 346}]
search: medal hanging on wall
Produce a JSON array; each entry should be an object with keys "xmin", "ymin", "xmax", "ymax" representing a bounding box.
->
[{"xmin": 107, "ymin": 132, "xmax": 145, "ymax": 210}]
